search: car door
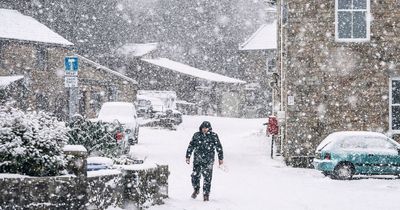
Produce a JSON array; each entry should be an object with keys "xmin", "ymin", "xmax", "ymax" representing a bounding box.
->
[
  {"xmin": 362, "ymin": 137, "xmax": 400, "ymax": 175},
  {"xmin": 378, "ymin": 138, "xmax": 400, "ymax": 174},
  {"xmin": 340, "ymin": 138, "xmax": 375, "ymax": 174}
]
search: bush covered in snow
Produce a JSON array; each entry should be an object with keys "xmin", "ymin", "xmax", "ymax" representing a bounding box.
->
[
  {"xmin": 0, "ymin": 106, "xmax": 68, "ymax": 176},
  {"xmin": 66, "ymin": 115, "xmax": 123, "ymax": 158}
]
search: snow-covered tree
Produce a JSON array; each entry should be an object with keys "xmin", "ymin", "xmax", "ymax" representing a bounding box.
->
[{"xmin": 0, "ymin": 106, "xmax": 67, "ymax": 176}]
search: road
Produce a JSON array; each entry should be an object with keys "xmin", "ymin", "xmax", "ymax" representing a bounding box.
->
[{"xmin": 134, "ymin": 115, "xmax": 400, "ymax": 210}]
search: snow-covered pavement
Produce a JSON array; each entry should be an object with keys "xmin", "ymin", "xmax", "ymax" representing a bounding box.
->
[{"xmin": 134, "ymin": 115, "xmax": 400, "ymax": 210}]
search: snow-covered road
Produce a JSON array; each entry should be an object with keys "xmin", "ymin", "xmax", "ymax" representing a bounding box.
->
[{"xmin": 134, "ymin": 116, "xmax": 400, "ymax": 210}]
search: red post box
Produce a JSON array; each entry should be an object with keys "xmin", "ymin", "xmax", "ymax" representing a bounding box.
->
[{"xmin": 267, "ymin": 116, "xmax": 279, "ymax": 136}]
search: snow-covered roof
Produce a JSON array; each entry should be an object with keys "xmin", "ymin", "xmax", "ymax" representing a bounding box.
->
[
  {"xmin": 116, "ymin": 43, "xmax": 158, "ymax": 57},
  {"xmin": 0, "ymin": 75, "xmax": 24, "ymax": 89},
  {"xmin": 142, "ymin": 58, "xmax": 246, "ymax": 84},
  {"xmin": 77, "ymin": 55, "xmax": 138, "ymax": 85},
  {"xmin": 239, "ymin": 21, "xmax": 277, "ymax": 51},
  {"xmin": 0, "ymin": 9, "xmax": 73, "ymax": 46}
]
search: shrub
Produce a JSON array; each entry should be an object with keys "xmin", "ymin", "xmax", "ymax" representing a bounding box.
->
[
  {"xmin": 0, "ymin": 106, "xmax": 67, "ymax": 176},
  {"xmin": 66, "ymin": 115, "xmax": 123, "ymax": 158}
]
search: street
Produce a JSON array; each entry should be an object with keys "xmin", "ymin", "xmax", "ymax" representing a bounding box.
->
[{"xmin": 134, "ymin": 115, "xmax": 400, "ymax": 210}]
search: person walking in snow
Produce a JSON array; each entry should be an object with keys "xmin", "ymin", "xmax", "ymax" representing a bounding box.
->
[{"xmin": 185, "ymin": 121, "xmax": 224, "ymax": 201}]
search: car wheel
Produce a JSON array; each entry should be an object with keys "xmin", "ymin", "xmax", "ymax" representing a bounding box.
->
[{"xmin": 332, "ymin": 162, "xmax": 354, "ymax": 180}]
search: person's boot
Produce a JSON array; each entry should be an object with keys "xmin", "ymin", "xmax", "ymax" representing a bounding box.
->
[
  {"xmin": 191, "ymin": 189, "xmax": 199, "ymax": 199},
  {"xmin": 203, "ymin": 194, "xmax": 209, "ymax": 201}
]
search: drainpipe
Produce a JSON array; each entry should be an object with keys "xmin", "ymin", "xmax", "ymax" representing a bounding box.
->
[{"xmin": 279, "ymin": 0, "xmax": 286, "ymax": 158}]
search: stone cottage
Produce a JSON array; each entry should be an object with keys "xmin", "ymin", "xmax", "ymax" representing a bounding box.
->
[
  {"xmin": 140, "ymin": 58, "xmax": 246, "ymax": 117},
  {"xmin": 275, "ymin": 0, "xmax": 400, "ymax": 166},
  {"xmin": 0, "ymin": 9, "xmax": 137, "ymax": 119},
  {"xmin": 239, "ymin": 20, "xmax": 277, "ymax": 118},
  {"xmin": 108, "ymin": 43, "xmax": 247, "ymax": 117}
]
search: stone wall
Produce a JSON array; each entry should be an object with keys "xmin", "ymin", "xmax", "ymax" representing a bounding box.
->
[
  {"xmin": 0, "ymin": 176, "xmax": 87, "ymax": 210},
  {"xmin": 123, "ymin": 165, "xmax": 169, "ymax": 209},
  {"xmin": 0, "ymin": 166, "xmax": 169, "ymax": 210},
  {"xmin": 277, "ymin": 0, "xmax": 400, "ymax": 166},
  {"xmin": 0, "ymin": 146, "xmax": 169, "ymax": 210},
  {"xmin": 86, "ymin": 172, "xmax": 124, "ymax": 210}
]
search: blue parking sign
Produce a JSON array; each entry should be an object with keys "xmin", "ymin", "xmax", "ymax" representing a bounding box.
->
[{"xmin": 64, "ymin": 56, "xmax": 79, "ymax": 74}]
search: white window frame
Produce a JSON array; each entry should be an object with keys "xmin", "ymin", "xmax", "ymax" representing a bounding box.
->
[
  {"xmin": 389, "ymin": 77, "xmax": 400, "ymax": 134},
  {"xmin": 335, "ymin": 0, "xmax": 371, "ymax": 42}
]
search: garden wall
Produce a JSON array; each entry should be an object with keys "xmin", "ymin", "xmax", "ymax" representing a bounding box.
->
[{"xmin": 0, "ymin": 147, "xmax": 169, "ymax": 210}]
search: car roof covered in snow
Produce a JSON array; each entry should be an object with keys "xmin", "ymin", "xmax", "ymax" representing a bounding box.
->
[
  {"xmin": 316, "ymin": 131, "xmax": 388, "ymax": 151},
  {"xmin": 97, "ymin": 102, "xmax": 136, "ymax": 124},
  {"xmin": 100, "ymin": 102, "xmax": 134, "ymax": 108},
  {"xmin": 0, "ymin": 9, "xmax": 73, "ymax": 46}
]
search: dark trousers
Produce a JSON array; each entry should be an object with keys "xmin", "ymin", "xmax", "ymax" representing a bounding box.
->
[{"xmin": 191, "ymin": 161, "xmax": 213, "ymax": 195}]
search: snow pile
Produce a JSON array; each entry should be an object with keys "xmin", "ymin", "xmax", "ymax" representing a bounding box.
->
[{"xmin": 0, "ymin": 106, "xmax": 68, "ymax": 176}]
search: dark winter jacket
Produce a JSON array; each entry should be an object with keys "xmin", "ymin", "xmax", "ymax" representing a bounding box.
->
[{"xmin": 186, "ymin": 121, "xmax": 223, "ymax": 164}]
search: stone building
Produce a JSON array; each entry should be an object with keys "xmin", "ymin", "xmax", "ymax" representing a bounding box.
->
[
  {"xmin": 239, "ymin": 20, "xmax": 277, "ymax": 118},
  {"xmin": 0, "ymin": 9, "xmax": 137, "ymax": 119},
  {"xmin": 140, "ymin": 58, "xmax": 246, "ymax": 117},
  {"xmin": 107, "ymin": 42, "xmax": 247, "ymax": 117},
  {"xmin": 275, "ymin": 0, "xmax": 400, "ymax": 166},
  {"xmin": 76, "ymin": 55, "xmax": 138, "ymax": 118}
]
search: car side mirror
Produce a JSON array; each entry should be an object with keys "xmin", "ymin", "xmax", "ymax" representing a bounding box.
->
[{"xmin": 397, "ymin": 148, "xmax": 400, "ymax": 155}]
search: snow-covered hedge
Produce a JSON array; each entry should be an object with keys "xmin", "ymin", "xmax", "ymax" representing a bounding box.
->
[
  {"xmin": 0, "ymin": 106, "xmax": 68, "ymax": 176},
  {"xmin": 66, "ymin": 116, "xmax": 122, "ymax": 158}
]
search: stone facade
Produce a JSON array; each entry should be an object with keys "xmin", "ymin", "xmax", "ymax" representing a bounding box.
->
[
  {"xmin": 239, "ymin": 49, "xmax": 275, "ymax": 118},
  {"xmin": 0, "ymin": 40, "xmax": 137, "ymax": 120},
  {"xmin": 0, "ymin": 41, "xmax": 70, "ymax": 119},
  {"xmin": 77, "ymin": 55, "xmax": 138, "ymax": 118},
  {"xmin": 276, "ymin": 0, "xmax": 400, "ymax": 166}
]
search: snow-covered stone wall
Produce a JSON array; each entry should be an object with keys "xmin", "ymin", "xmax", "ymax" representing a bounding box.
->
[
  {"xmin": 0, "ymin": 165, "xmax": 169, "ymax": 210},
  {"xmin": 0, "ymin": 175, "xmax": 87, "ymax": 209}
]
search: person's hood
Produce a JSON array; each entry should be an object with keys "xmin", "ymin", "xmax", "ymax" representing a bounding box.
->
[{"xmin": 199, "ymin": 121, "xmax": 212, "ymax": 132}]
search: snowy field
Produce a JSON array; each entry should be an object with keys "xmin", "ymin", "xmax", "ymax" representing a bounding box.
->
[{"xmin": 130, "ymin": 115, "xmax": 400, "ymax": 210}]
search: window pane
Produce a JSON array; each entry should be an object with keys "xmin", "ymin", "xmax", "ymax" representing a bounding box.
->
[
  {"xmin": 338, "ymin": 0, "xmax": 352, "ymax": 9},
  {"xmin": 338, "ymin": 11, "xmax": 352, "ymax": 38},
  {"xmin": 353, "ymin": 0, "xmax": 367, "ymax": 9},
  {"xmin": 353, "ymin": 11, "xmax": 366, "ymax": 38},
  {"xmin": 392, "ymin": 106, "xmax": 400, "ymax": 130},
  {"xmin": 392, "ymin": 80, "xmax": 400, "ymax": 104}
]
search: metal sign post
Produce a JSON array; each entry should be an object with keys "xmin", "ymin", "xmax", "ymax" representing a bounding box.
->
[{"xmin": 64, "ymin": 56, "xmax": 79, "ymax": 120}]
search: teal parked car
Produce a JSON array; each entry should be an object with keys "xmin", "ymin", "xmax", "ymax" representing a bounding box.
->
[{"xmin": 313, "ymin": 131, "xmax": 400, "ymax": 179}]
